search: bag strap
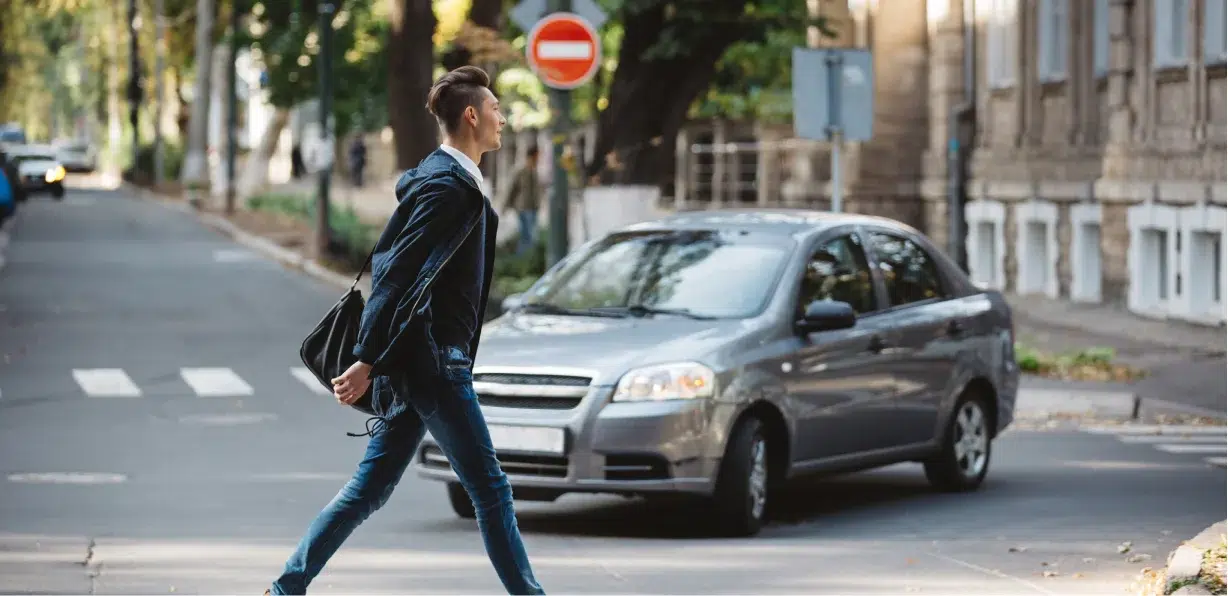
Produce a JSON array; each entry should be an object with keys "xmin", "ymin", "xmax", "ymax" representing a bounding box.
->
[{"xmin": 350, "ymin": 244, "xmax": 377, "ymax": 291}]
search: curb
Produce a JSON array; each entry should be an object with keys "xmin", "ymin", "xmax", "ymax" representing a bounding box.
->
[
  {"xmin": 1014, "ymin": 387, "xmax": 1140, "ymax": 420},
  {"xmin": 1160, "ymin": 521, "xmax": 1225, "ymax": 595},
  {"xmin": 123, "ymin": 183, "xmax": 365, "ymax": 294}
]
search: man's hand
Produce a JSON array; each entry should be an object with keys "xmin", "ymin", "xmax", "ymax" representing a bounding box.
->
[{"xmin": 332, "ymin": 361, "xmax": 373, "ymax": 405}]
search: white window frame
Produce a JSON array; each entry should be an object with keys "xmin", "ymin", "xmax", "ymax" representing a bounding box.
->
[
  {"xmin": 986, "ymin": 0, "xmax": 1019, "ymax": 88},
  {"xmin": 1205, "ymin": 0, "xmax": 1227, "ymax": 65},
  {"xmin": 1038, "ymin": 0, "xmax": 1069, "ymax": 81},
  {"xmin": 1154, "ymin": 0, "xmax": 1191, "ymax": 68},
  {"xmin": 1093, "ymin": 0, "xmax": 1110, "ymax": 76}
]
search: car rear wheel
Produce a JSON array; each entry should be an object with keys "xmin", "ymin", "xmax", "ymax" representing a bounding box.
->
[
  {"xmin": 446, "ymin": 481, "xmax": 476, "ymax": 519},
  {"xmin": 711, "ymin": 416, "xmax": 769, "ymax": 537},
  {"xmin": 924, "ymin": 394, "xmax": 992, "ymax": 492}
]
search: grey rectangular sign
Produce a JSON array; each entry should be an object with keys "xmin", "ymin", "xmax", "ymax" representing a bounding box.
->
[{"xmin": 792, "ymin": 47, "xmax": 874, "ymax": 142}]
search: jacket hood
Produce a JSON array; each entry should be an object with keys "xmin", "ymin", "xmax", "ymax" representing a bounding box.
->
[{"xmin": 394, "ymin": 148, "xmax": 481, "ymax": 200}]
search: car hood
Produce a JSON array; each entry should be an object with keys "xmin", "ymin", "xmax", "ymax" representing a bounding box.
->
[
  {"xmin": 17, "ymin": 160, "xmax": 58, "ymax": 177},
  {"xmin": 474, "ymin": 312, "xmax": 755, "ymax": 385}
]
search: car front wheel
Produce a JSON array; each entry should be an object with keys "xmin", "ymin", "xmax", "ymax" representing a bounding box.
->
[
  {"xmin": 446, "ymin": 481, "xmax": 477, "ymax": 519},
  {"xmin": 924, "ymin": 394, "xmax": 992, "ymax": 492},
  {"xmin": 50, "ymin": 183, "xmax": 65, "ymax": 199},
  {"xmin": 711, "ymin": 417, "xmax": 770, "ymax": 537}
]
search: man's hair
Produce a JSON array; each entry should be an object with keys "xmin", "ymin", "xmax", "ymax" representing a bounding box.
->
[{"xmin": 425, "ymin": 66, "xmax": 492, "ymax": 135}]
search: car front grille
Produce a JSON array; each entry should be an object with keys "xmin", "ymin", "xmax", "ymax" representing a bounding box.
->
[
  {"xmin": 472, "ymin": 371, "xmax": 593, "ymax": 411},
  {"xmin": 420, "ymin": 446, "xmax": 569, "ymax": 478}
]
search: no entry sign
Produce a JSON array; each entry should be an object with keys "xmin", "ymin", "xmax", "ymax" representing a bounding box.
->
[{"xmin": 526, "ymin": 13, "xmax": 602, "ymax": 90}]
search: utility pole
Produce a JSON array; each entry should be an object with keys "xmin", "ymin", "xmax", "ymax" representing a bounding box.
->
[
  {"xmin": 126, "ymin": 0, "xmax": 141, "ymax": 173},
  {"xmin": 225, "ymin": 0, "xmax": 241, "ymax": 214},
  {"xmin": 546, "ymin": 0, "xmax": 572, "ymax": 268},
  {"xmin": 153, "ymin": 0, "xmax": 165, "ymax": 187},
  {"xmin": 316, "ymin": 2, "xmax": 335, "ymax": 259}
]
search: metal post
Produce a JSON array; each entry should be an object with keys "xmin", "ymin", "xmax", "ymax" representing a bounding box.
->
[
  {"xmin": 825, "ymin": 50, "xmax": 843, "ymax": 213},
  {"xmin": 316, "ymin": 2, "xmax": 335, "ymax": 259},
  {"xmin": 546, "ymin": 0, "xmax": 572, "ymax": 268},
  {"xmin": 154, "ymin": 0, "xmax": 165, "ymax": 187},
  {"xmin": 225, "ymin": 0, "xmax": 240, "ymax": 214}
]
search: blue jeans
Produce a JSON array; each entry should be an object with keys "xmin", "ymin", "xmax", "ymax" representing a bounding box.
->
[
  {"xmin": 271, "ymin": 347, "xmax": 544, "ymax": 595},
  {"xmin": 516, "ymin": 209, "xmax": 536, "ymax": 254}
]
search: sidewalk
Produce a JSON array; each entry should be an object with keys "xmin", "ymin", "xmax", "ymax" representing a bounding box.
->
[{"xmin": 1008, "ymin": 294, "xmax": 1226, "ymax": 419}]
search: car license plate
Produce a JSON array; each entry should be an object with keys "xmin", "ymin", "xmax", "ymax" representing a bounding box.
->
[{"xmin": 487, "ymin": 425, "xmax": 565, "ymax": 455}]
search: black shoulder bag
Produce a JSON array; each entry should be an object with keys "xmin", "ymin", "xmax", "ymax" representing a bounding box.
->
[{"xmin": 299, "ymin": 246, "xmax": 378, "ymax": 416}]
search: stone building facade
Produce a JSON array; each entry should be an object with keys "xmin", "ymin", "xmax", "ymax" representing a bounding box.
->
[{"xmin": 921, "ymin": 0, "xmax": 1227, "ymax": 326}]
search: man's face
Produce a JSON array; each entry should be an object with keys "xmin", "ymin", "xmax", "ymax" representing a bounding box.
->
[{"xmin": 467, "ymin": 88, "xmax": 505, "ymax": 153}]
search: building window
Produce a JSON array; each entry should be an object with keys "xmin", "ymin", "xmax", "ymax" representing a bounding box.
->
[
  {"xmin": 1154, "ymin": 0, "xmax": 1191, "ymax": 68},
  {"xmin": 1206, "ymin": 0, "xmax": 1227, "ymax": 64},
  {"xmin": 986, "ymin": 0, "xmax": 1018, "ymax": 88},
  {"xmin": 1093, "ymin": 0, "xmax": 1110, "ymax": 76},
  {"xmin": 1038, "ymin": 0, "xmax": 1069, "ymax": 81}
]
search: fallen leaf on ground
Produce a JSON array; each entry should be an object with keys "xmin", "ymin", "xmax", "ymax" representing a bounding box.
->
[
  {"xmin": 1126, "ymin": 553, "xmax": 1151, "ymax": 563},
  {"xmin": 1009, "ymin": 546, "xmax": 1028, "ymax": 553},
  {"xmin": 1043, "ymin": 571, "xmax": 1059, "ymax": 578},
  {"xmin": 1118, "ymin": 541, "xmax": 1133, "ymax": 554},
  {"xmin": 1083, "ymin": 557, "xmax": 1096, "ymax": 563}
]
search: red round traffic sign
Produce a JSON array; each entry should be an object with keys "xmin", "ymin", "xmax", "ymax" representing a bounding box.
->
[{"xmin": 526, "ymin": 13, "xmax": 602, "ymax": 90}]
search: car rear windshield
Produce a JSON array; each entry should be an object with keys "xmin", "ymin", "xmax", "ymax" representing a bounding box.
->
[{"xmin": 522, "ymin": 228, "xmax": 793, "ymax": 319}]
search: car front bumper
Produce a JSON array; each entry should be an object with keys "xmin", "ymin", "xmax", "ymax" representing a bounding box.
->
[{"xmin": 413, "ymin": 370, "xmax": 725, "ymax": 497}]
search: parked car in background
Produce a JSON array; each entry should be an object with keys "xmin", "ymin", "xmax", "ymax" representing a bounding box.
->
[
  {"xmin": 413, "ymin": 209, "xmax": 1020, "ymax": 537},
  {"xmin": 6, "ymin": 145, "xmax": 66, "ymax": 200},
  {"xmin": 54, "ymin": 140, "xmax": 96, "ymax": 173}
]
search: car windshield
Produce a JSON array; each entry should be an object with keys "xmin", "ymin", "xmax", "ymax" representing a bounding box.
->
[
  {"xmin": 13, "ymin": 154, "xmax": 54, "ymax": 163},
  {"xmin": 521, "ymin": 229, "xmax": 793, "ymax": 319}
]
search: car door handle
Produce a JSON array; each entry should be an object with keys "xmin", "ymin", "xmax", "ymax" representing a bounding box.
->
[
  {"xmin": 867, "ymin": 335, "xmax": 889, "ymax": 353},
  {"xmin": 946, "ymin": 320, "xmax": 965, "ymax": 337}
]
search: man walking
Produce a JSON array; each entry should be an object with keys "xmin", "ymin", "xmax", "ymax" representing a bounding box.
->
[
  {"xmin": 505, "ymin": 145, "xmax": 541, "ymax": 255},
  {"xmin": 268, "ymin": 66, "xmax": 545, "ymax": 595}
]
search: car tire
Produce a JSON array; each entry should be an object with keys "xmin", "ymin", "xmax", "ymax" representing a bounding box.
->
[
  {"xmin": 446, "ymin": 481, "xmax": 477, "ymax": 519},
  {"xmin": 50, "ymin": 184, "xmax": 64, "ymax": 200},
  {"xmin": 924, "ymin": 392, "xmax": 993, "ymax": 492},
  {"xmin": 711, "ymin": 416, "xmax": 770, "ymax": 537}
]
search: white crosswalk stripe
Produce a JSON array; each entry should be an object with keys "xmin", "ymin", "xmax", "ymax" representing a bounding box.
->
[
  {"xmin": 1080, "ymin": 424, "xmax": 1227, "ymax": 468},
  {"xmin": 72, "ymin": 368, "xmax": 143, "ymax": 398},
  {"xmin": 291, "ymin": 367, "xmax": 332, "ymax": 395},
  {"xmin": 179, "ymin": 367, "xmax": 255, "ymax": 397}
]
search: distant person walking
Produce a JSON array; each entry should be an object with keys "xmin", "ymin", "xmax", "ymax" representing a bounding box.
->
[
  {"xmin": 266, "ymin": 66, "xmax": 545, "ymax": 595},
  {"xmin": 505, "ymin": 145, "xmax": 541, "ymax": 255}
]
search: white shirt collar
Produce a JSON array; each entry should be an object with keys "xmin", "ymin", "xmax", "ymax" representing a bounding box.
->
[{"xmin": 439, "ymin": 144, "xmax": 484, "ymax": 190}]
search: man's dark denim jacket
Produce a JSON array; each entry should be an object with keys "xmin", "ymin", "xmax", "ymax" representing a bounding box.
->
[{"xmin": 352, "ymin": 148, "xmax": 498, "ymax": 421}]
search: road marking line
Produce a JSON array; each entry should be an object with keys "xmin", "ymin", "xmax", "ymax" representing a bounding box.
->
[
  {"xmin": 1117, "ymin": 434, "xmax": 1226, "ymax": 444},
  {"xmin": 291, "ymin": 367, "xmax": 331, "ymax": 395},
  {"xmin": 925, "ymin": 551, "xmax": 1056, "ymax": 594},
  {"xmin": 1155, "ymin": 443, "xmax": 1227, "ymax": 455},
  {"xmin": 1206, "ymin": 457, "xmax": 1226, "ymax": 467},
  {"xmin": 7, "ymin": 472, "xmax": 127, "ymax": 484},
  {"xmin": 1081, "ymin": 425, "xmax": 1227, "ymax": 435},
  {"xmin": 178, "ymin": 413, "xmax": 278, "ymax": 425},
  {"xmin": 72, "ymin": 368, "xmax": 142, "ymax": 398},
  {"xmin": 179, "ymin": 367, "xmax": 254, "ymax": 397}
]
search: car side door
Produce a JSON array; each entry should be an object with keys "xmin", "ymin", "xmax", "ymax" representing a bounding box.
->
[
  {"xmin": 861, "ymin": 227, "xmax": 962, "ymax": 448},
  {"xmin": 782, "ymin": 229, "xmax": 902, "ymax": 463}
]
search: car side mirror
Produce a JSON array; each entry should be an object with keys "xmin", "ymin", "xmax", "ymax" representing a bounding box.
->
[
  {"xmin": 796, "ymin": 300, "xmax": 857, "ymax": 334},
  {"xmin": 501, "ymin": 293, "xmax": 525, "ymax": 312}
]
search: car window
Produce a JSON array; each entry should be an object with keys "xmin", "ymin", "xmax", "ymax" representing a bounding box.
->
[
  {"xmin": 867, "ymin": 231, "xmax": 946, "ymax": 308},
  {"xmin": 798, "ymin": 233, "xmax": 878, "ymax": 315},
  {"xmin": 526, "ymin": 229, "xmax": 792, "ymax": 318}
]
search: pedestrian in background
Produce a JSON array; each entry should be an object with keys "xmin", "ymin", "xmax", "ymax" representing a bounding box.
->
[
  {"xmin": 505, "ymin": 145, "xmax": 541, "ymax": 255},
  {"xmin": 267, "ymin": 66, "xmax": 545, "ymax": 596}
]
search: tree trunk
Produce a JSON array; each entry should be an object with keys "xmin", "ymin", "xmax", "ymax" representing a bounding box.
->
[
  {"xmin": 387, "ymin": 0, "xmax": 439, "ymax": 170},
  {"xmin": 586, "ymin": 3, "xmax": 748, "ymax": 187},
  {"xmin": 237, "ymin": 107, "xmax": 288, "ymax": 198},
  {"xmin": 180, "ymin": 0, "xmax": 214, "ymax": 190}
]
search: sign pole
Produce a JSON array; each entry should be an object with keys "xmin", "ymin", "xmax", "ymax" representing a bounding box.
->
[
  {"xmin": 546, "ymin": 0, "xmax": 572, "ymax": 269},
  {"xmin": 825, "ymin": 50, "xmax": 843, "ymax": 214},
  {"xmin": 316, "ymin": 2, "xmax": 335, "ymax": 260}
]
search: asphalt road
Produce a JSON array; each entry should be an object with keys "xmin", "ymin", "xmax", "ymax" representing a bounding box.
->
[{"xmin": 0, "ymin": 186, "xmax": 1224, "ymax": 595}]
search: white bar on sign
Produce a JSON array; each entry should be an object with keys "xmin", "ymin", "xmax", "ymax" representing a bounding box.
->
[
  {"xmin": 1155, "ymin": 443, "xmax": 1227, "ymax": 454},
  {"xmin": 291, "ymin": 367, "xmax": 332, "ymax": 395},
  {"xmin": 73, "ymin": 368, "xmax": 142, "ymax": 398},
  {"xmin": 537, "ymin": 41, "xmax": 593, "ymax": 60},
  {"xmin": 180, "ymin": 367, "xmax": 255, "ymax": 397}
]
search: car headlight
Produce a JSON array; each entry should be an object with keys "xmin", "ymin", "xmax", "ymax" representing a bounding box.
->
[
  {"xmin": 612, "ymin": 361, "xmax": 716, "ymax": 402},
  {"xmin": 44, "ymin": 165, "xmax": 65, "ymax": 183}
]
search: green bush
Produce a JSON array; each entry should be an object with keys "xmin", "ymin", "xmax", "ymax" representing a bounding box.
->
[{"xmin": 246, "ymin": 191, "xmax": 377, "ymax": 271}]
